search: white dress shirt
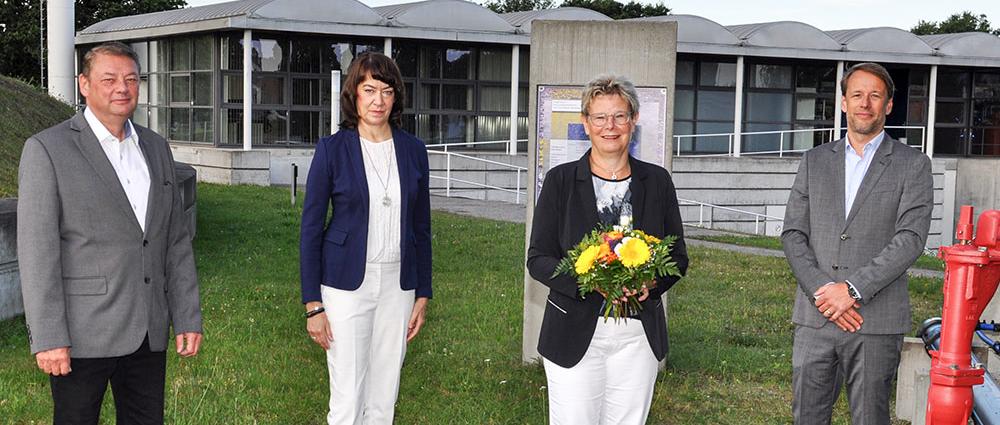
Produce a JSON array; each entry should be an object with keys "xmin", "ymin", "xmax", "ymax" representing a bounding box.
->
[
  {"xmin": 360, "ymin": 137, "xmax": 402, "ymax": 263},
  {"xmin": 844, "ymin": 131, "xmax": 885, "ymax": 218},
  {"xmin": 84, "ymin": 108, "xmax": 151, "ymax": 232}
]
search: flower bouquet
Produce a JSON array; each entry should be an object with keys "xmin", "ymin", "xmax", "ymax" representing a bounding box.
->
[{"xmin": 553, "ymin": 221, "xmax": 680, "ymax": 320}]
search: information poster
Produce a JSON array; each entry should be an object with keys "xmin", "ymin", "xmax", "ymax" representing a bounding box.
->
[{"xmin": 534, "ymin": 85, "xmax": 669, "ymax": 198}]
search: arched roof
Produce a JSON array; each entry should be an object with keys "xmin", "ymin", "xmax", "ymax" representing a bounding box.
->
[
  {"xmin": 920, "ymin": 32, "xmax": 1000, "ymax": 57},
  {"xmin": 727, "ymin": 21, "xmax": 840, "ymax": 50},
  {"xmin": 80, "ymin": 0, "xmax": 383, "ymax": 34},
  {"xmin": 375, "ymin": 0, "xmax": 514, "ymax": 32},
  {"xmin": 826, "ymin": 27, "xmax": 933, "ymax": 55},
  {"xmin": 500, "ymin": 7, "xmax": 610, "ymax": 33},
  {"xmin": 631, "ymin": 14, "xmax": 738, "ymax": 45}
]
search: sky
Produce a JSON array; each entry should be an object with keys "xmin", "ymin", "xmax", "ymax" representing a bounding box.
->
[{"xmin": 185, "ymin": 0, "xmax": 1000, "ymax": 31}]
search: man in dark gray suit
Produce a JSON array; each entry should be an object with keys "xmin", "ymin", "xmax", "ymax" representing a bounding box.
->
[
  {"xmin": 18, "ymin": 42, "xmax": 202, "ymax": 424},
  {"xmin": 782, "ymin": 62, "xmax": 933, "ymax": 424}
]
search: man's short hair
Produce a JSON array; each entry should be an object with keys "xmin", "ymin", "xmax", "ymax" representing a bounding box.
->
[
  {"xmin": 80, "ymin": 42, "xmax": 141, "ymax": 77},
  {"xmin": 840, "ymin": 62, "xmax": 895, "ymax": 97},
  {"xmin": 581, "ymin": 74, "xmax": 640, "ymax": 118}
]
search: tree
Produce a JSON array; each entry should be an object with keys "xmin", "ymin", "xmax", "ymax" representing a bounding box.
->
[
  {"xmin": 911, "ymin": 11, "xmax": 1000, "ymax": 36},
  {"xmin": 483, "ymin": 0, "xmax": 555, "ymax": 14},
  {"xmin": 0, "ymin": 0, "xmax": 186, "ymax": 86},
  {"xmin": 558, "ymin": 0, "xmax": 669, "ymax": 20}
]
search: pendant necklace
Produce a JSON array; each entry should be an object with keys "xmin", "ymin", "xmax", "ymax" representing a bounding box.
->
[
  {"xmin": 360, "ymin": 138, "xmax": 394, "ymax": 206},
  {"xmin": 590, "ymin": 157, "xmax": 628, "ymax": 180}
]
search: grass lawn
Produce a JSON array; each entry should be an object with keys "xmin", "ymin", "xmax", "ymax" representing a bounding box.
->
[
  {"xmin": 690, "ymin": 233, "xmax": 946, "ymax": 272},
  {"xmin": 0, "ymin": 184, "xmax": 943, "ymax": 424}
]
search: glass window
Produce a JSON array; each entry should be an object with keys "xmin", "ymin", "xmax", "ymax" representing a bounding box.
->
[
  {"xmin": 750, "ymin": 64, "xmax": 792, "ymax": 89},
  {"xmin": 747, "ymin": 92, "xmax": 792, "ymax": 122},
  {"xmin": 328, "ymin": 43, "xmax": 354, "ymax": 73},
  {"xmin": 909, "ymin": 69, "xmax": 929, "ymax": 97},
  {"xmin": 791, "ymin": 124, "xmax": 832, "ymax": 150},
  {"xmin": 417, "ymin": 114, "xmax": 441, "ymax": 143},
  {"xmin": 518, "ymin": 47, "xmax": 529, "ymax": 82},
  {"xmin": 193, "ymin": 36, "xmax": 213, "ymax": 70},
  {"xmin": 223, "ymin": 74, "xmax": 243, "ymax": 103},
  {"xmin": 394, "ymin": 45, "xmax": 417, "ymax": 77},
  {"xmin": 795, "ymin": 97, "xmax": 835, "ymax": 121},
  {"xmin": 907, "ymin": 99, "xmax": 927, "ymax": 124},
  {"xmin": 138, "ymin": 76, "xmax": 149, "ymax": 105},
  {"xmin": 224, "ymin": 35, "xmax": 242, "ymax": 70},
  {"xmin": 971, "ymin": 128, "xmax": 1000, "ymax": 155},
  {"xmin": 743, "ymin": 122, "xmax": 791, "ymax": 153},
  {"xmin": 291, "ymin": 39, "xmax": 323, "ymax": 74},
  {"xmin": 133, "ymin": 106, "xmax": 148, "ymax": 127},
  {"xmin": 148, "ymin": 41, "xmax": 161, "ymax": 72},
  {"xmin": 937, "ymin": 71, "xmax": 969, "ymax": 98},
  {"xmin": 419, "ymin": 84, "xmax": 439, "ymax": 109},
  {"xmin": 171, "ymin": 75, "xmax": 191, "ymax": 103},
  {"xmin": 693, "ymin": 122, "xmax": 733, "ymax": 153},
  {"xmin": 152, "ymin": 74, "xmax": 169, "ymax": 105},
  {"xmin": 696, "ymin": 91, "xmax": 735, "ymax": 121},
  {"xmin": 700, "ymin": 62, "xmax": 736, "ymax": 87},
  {"xmin": 170, "ymin": 39, "xmax": 191, "ymax": 71},
  {"xmin": 973, "ymin": 72, "xmax": 1000, "ymax": 98},
  {"xmin": 795, "ymin": 65, "xmax": 836, "ymax": 94},
  {"xmin": 253, "ymin": 38, "xmax": 286, "ymax": 72},
  {"xmin": 254, "ymin": 76, "xmax": 285, "ymax": 105},
  {"xmin": 169, "ymin": 107, "xmax": 191, "ymax": 140},
  {"xmin": 933, "ymin": 127, "xmax": 965, "ymax": 155},
  {"xmin": 675, "ymin": 89, "xmax": 694, "ymax": 120},
  {"xmin": 676, "ymin": 60, "xmax": 694, "ymax": 86},
  {"xmin": 193, "ymin": 73, "xmax": 212, "ymax": 106},
  {"xmin": 441, "ymin": 85, "xmax": 472, "ymax": 110},
  {"xmin": 290, "ymin": 111, "xmax": 322, "ymax": 144},
  {"xmin": 148, "ymin": 106, "xmax": 168, "ymax": 136},
  {"xmin": 475, "ymin": 115, "xmax": 510, "ymax": 142},
  {"xmin": 192, "ymin": 108, "xmax": 212, "ymax": 143},
  {"xmin": 443, "ymin": 48, "xmax": 472, "ymax": 79},
  {"xmin": 935, "ymin": 101, "xmax": 967, "ymax": 125},
  {"xmin": 155, "ymin": 41, "xmax": 170, "ymax": 73},
  {"xmin": 480, "ymin": 86, "xmax": 510, "ymax": 112},
  {"xmin": 292, "ymin": 79, "xmax": 323, "ymax": 106},
  {"xmin": 441, "ymin": 115, "xmax": 472, "ymax": 143},
  {"xmin": 973, "ymin": 99, "xmax": 1000, "ymax": 126},
  {"xmin": 131, "ymin": 42, "xmax": 149, "ymax": 72},
  {"xmin": 420, "ymin": 46, "xmax": 441, "ymax": 79},
  {"xmin": 478, "ymin": 48, "xmax": 511, "ymax": 81},
  {"xmin": 403, "ymin": 82, "xmax": 414, "ymax": 109}
]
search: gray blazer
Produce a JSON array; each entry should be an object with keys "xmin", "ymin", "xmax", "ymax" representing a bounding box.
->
[
  {"xmin": 17, "ymin": 112, "xmax": 201, "ymax": 358},
  {"xmin": 782, "ymin": 136, "xmax": 933, "ymax": 335}
]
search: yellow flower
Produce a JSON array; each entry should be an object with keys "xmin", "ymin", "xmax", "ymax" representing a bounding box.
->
[
  {"xmin": 575, "ymin": 245, "xmax": 601, "ymax": 275},
  {"xmin": 644, "ymin": 234, "xmax": 661, "ymax": 244},
  {"xmin": 617, "ymin": 237, "xmax": 651, "ymax": 268}
]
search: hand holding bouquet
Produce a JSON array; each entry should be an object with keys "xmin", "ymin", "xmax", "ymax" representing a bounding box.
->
[{"xmin": 553, "ymin": 221, "xmax": 681, "ymax": 320}]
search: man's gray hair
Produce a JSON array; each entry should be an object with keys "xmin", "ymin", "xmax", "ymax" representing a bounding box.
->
[
  {"xmin": 840, "ymin": 62, "xmax": 894, "ymax": 97},
  {"xmin": 581, "ymin": 74, "xmax": 639, "ymax": 117},
  {"xmin": 80, "ymin": 42, "xmax": 141, "ymax": 77}
]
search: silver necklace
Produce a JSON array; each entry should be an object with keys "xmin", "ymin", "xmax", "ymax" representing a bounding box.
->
[
  {"xmin": 590, "ymin": 157, "xmax": 628, "ymax": 180},
  {"xmin": 360, "ymin": 138, "xmax": 394, "ymax": 206}
]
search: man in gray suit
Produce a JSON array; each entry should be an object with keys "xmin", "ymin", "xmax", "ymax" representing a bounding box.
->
[
  {"xmin": 782, "ymin": 62, "xmax": 933, "ymax": 424},
  {"xmin": 18, "ymin": 42, "xmax": 202, "ymax": 424}
]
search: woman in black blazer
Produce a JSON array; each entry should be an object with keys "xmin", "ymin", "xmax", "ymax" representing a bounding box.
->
[{"xmin": 527, "ymin": 75, "xmax": 688, "ymax": 425}]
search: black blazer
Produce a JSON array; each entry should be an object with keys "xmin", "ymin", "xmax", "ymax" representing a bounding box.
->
[{"xmin": 527, "ymin": 151, "xmax": 689, "ymax": 368}]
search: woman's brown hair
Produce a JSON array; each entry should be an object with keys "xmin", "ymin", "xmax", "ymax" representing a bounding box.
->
[{"xmin": 340, "ymin": 51, "xmax": 406, "ymax": 129}]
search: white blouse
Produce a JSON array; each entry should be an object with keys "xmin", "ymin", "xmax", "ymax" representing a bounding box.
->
[{"xmin": 360, "ymin": 137, "xmax": 402, "ymax": 263}]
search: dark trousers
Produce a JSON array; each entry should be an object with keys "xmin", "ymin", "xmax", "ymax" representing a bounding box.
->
[{"xmin": 50, "ymin": 335, "xmax": 167, "ymax": 425}]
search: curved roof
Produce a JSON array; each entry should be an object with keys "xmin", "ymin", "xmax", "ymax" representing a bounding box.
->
[
  {"xmin": 827, "ymin": 27, "xmax": 933, "ymax": 55},
  {"xmin": 921, "ymin": 32, "xmax": 1000, "ymax": 57},
  {"xmin": 500, "ymin": 7, "xmax": 610, "ymax": 33},
  {"xmin": 375, "ymin": 0, "xmax": 514, "ymax": 32},
  {"xmin": 631, "ymin": 14, "xmax": 738, "ymax": 45},
  {"xmin": 727, "ymin": 21, "xmax": 840, "ymax": 50},
  {"xmin": 80, "ymin": 0, "xmax": 383, "ymax": 34}
]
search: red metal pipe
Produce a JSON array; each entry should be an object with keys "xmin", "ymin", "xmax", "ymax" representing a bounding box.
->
[{"xmin": 926, "ymin": 207, "xmax": 1000, "ymax": 424}]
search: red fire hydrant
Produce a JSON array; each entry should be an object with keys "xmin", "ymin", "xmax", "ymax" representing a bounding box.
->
[{"xmin": 926, "ymin": 206, "xmax": 1000, "ymax": 424}]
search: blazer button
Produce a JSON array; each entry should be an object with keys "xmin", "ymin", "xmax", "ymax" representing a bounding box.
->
[
  {"xmin": 143, "ymin": 239, "xmax": 149, "ymax": 246},
  {"xmin": 840, "ymin": 234, "xmax": 848, "ymax": 241},
  {"xmin": 144, "ymin": 277, "xmax": 151, "ymax": 284},
  {"xmin": 832, "ymin": 264, "xmax": 840, "ymax": 270}
]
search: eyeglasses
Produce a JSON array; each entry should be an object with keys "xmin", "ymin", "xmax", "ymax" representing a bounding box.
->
[{"xmin": 586, "ymin": 112, "xmax": 631, "ymax": 127}]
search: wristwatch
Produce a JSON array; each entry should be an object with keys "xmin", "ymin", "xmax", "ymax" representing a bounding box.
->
[{"xmin": 846, "ymin": 284, "xmax": 862, "ymax": 301}]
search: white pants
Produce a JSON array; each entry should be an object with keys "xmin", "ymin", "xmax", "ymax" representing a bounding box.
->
[
  {"xmin": 544, "ymin": 318, "xmax": 660, "ymax": 425},
  {"xmin": 321, "ymin": 262, "xmax": 415, "ymax": 425}
]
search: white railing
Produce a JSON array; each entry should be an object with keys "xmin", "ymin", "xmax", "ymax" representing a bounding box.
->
[
  {"xmin": 427, "ymin": 150, "xmax": 528, "ymax": 204},
  {"xmin": 426, "ymin": 139, "xmax": 529, "ymax": 152},
  {"xmin": 677, "ymin": 198, "xmax": 782, "ymax": 236},
  {"xmin": 674, "ymin": 126, "xmax": 926, "ymax": 157}
]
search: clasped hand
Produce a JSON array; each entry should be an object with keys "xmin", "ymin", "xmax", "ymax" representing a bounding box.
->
[{"xmin": 813, "ymin": 282, "xmax": 863, "ymax": 332}]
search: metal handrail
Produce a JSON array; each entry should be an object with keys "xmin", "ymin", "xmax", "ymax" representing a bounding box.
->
[
  {"xmin": 426, "ymin": 139, "xmax": 529, "ymax": 152},
  {"xmin": 677, "ymin": 197, "xmax": 782, "ymax": 236},
  {"xmin": 427, "ymin": 150, "xmax": 528, "ymax": 204},
  {"xmin": 674, "ymin": 126, "xmax": 926, "ymax": 157}
]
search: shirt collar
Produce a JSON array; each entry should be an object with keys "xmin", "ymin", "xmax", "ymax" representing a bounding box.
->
[
  {"xmin": 84, "ymin": 107, "xmax": 137, "ymax": 144},
  {"xmin": 845, "ymin": 130, "xmax": 885, "ymax": 158}
]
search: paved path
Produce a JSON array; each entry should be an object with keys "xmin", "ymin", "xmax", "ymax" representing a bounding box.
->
[{"xmin": 430, "ymin": 195, "xmax": 944, "ymax": 279}]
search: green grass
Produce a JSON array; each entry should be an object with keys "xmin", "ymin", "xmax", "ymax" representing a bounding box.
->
[
  {"xmin": 690, "ymin": 233, "xmax": 946, "ymax": 272},
  {"xmin": 0, "ymin": 184, "xmax": 943, "ymax": 424},
  {"xmin": 0, "ymin": 75, "xmax": 75, "ymax": 197}
]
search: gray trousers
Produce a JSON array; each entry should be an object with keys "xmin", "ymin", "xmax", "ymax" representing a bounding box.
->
[{"xmin": 792, "ymin": 324, "xmax": 903, "ymax": 425}]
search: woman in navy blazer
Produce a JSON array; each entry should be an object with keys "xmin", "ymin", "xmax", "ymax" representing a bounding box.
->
[{"xmin": 299, "ymin": 52, "xmax": 431, "ymax": 425}]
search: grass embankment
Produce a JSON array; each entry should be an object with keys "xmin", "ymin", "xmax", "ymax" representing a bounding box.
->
[
  {"xmin": 0, "ymin": 185, "xmax": 941, "ymax": 424},
  {"xmin": 0, "ymin": 76, "xmax": 75, "ymax": 197},
  {"xmin": 691, "ymin": 233, "xmax": 946, "ymax": 271}
]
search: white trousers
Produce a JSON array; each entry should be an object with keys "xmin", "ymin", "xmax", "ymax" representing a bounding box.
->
[
  {"xmin": 321, "ymin": 262, "xmax": 415, "ymax": 425},
  {"xmin": 544, "ymin": 318, "xmax": 659, "ymax": 425}
]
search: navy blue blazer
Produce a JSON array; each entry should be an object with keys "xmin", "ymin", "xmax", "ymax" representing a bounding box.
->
[{"xmin": 300, "ymin": 128, "xmax": 432, "ymax": 303}]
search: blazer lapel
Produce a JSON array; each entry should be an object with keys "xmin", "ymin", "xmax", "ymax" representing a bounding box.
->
[
  {"xmin": 137, "ymin": 127, "xmax": 162, "ymax": 233},
  {"xmin": 348, "ymin": 130, "xmax": 370, "ymax": 213},
  {"xmin": 70, "ymin": 113, "xmax": 142, "ymax": 233},
  {"xmin": 845, "ymin": 136, "xmax": 894, "ymax": 228},
  {"xmin": 829, "ymin": 139, "xmax": 846, "ymax": 229},
  {"xmin": 391, "ymin": 128, "xmax": 411, "ymax": 243},
  {"xmin": 627, "ymin": 156, "xmax": 647, "ymax": 229},
  {"xmin": 575, "ymin": 151, "xmax": 600, "ymax": 228}
]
